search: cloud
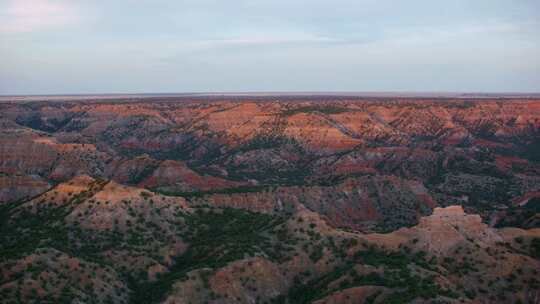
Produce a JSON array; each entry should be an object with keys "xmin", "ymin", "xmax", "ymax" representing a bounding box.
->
[
  {"xmin": 0, "ymin": 0, "xmax": 81, "ymax": 33},
  {"xmin": 374, "ymin": 21, "xmax": 523, "ymax": 47},
  {"xmin": 183, "ymin": 33, "xmax": 341, "ymax": 50}
]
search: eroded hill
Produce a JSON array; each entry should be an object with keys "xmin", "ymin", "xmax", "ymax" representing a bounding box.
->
[{"xmin": 0, "ymin": 177, "xmax": 538, "ymax": 303}]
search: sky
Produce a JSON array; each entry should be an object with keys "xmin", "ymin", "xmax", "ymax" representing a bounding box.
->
[{"xmin": 1, "ymin": 0, "xmax": 539, "ymax": 95}]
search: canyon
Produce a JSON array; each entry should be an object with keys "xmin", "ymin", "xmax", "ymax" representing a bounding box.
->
[{"xmin": 0, "ymin": 96, "xmax": 539, "ymax": 303}]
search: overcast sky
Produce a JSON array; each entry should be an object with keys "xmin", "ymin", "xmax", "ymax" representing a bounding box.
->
[{"xmin": 1, "ymin": 0, "xmax": 539, "ymax": 95}]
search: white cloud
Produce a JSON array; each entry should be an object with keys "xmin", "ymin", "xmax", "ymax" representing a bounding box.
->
[
  {"xmin": 183, "ymin": 33, "xmax": 341, "ymax": 49},
  {"xmin": 372, "ymin": 21, "xmax": 522, "ymax": 48},
  {"xmin": 0, "ymin": 0, "xmax": 81, "ymax": 33}
]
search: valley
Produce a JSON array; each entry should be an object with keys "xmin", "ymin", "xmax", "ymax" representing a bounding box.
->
[{"xmin": 0, "ymin": 96, "xmax": 539, "ymax": 303}]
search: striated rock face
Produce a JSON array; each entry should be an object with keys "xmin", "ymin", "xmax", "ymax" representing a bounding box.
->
[
  {"xmin": 189, "ymin": 175, "xmax": 435, "ymax": 232},
  {"xmin": 1, "ymin": 97, "xmax": 539, "ymax": 231},
  {"xmin": 138, "ymin": 160, "xmax": 245, "ymax": 192},
  {"xmin": 0, "ymin": 174, "xmax": 50, "ymax": 203},
  {"xmin": 0, "ymin": 132, "xmax": 58, "ymax": 176},
  {"xmin": 283, "ymin": 112, "xmax": 364, "ymax": 152}
]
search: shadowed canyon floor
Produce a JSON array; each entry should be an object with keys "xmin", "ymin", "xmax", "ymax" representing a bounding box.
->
[{"xmin": 0, "ymin": 96, "xmax": 539, "ymax": 303}]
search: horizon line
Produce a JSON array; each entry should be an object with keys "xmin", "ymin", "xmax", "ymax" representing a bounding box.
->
[{"xmin": 1, "ymin": 91, "xmax": 540, "ymax": 102}]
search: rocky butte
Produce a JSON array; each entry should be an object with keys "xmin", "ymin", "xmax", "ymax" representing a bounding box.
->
[{"xmin": 0, "ymin": 95, "xmax": 539, "ymax": 303}]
